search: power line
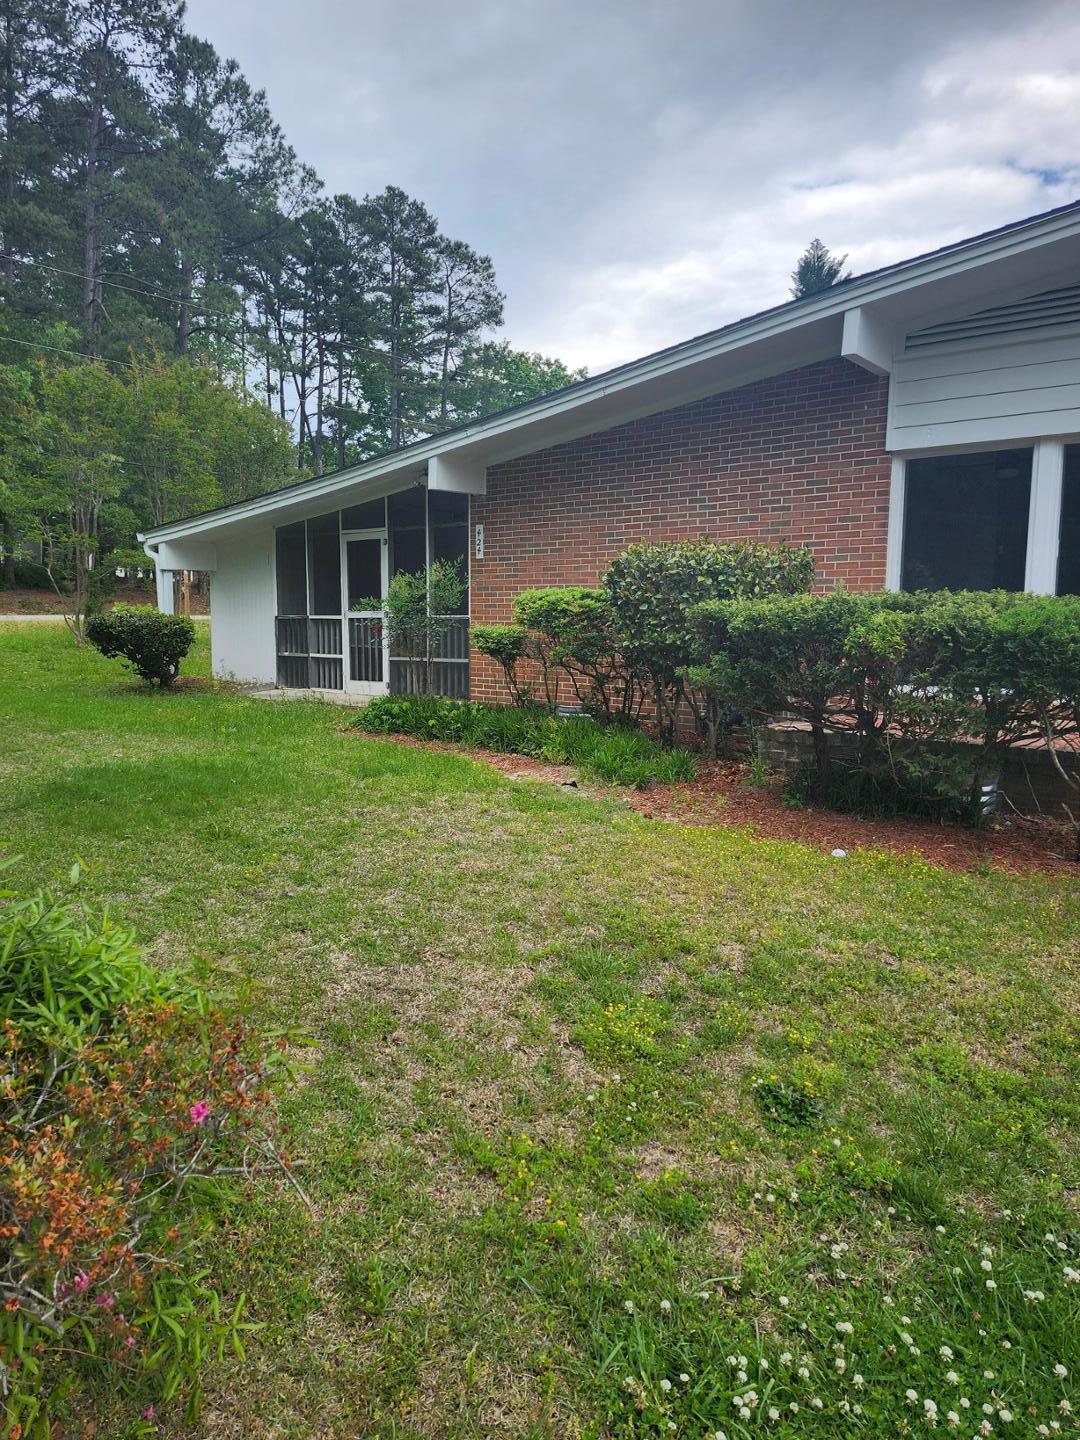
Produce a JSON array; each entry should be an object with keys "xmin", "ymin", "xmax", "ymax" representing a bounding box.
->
[{"xmin": 0, "ymin": 333, "xmax": 129, "ymax": 369}]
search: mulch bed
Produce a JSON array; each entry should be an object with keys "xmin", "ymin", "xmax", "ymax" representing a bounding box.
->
[{"xmin": 363, "ymin": 732, "xmax": 1077, "ymax": 877}]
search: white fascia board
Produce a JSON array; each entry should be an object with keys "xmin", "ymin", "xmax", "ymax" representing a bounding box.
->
[
  {"xmin": 841, "ymin": 306, "xmax": 894, "ymax": 375},
  {"xmin": 427, "ymin": 452, "xmax": 486, "ymax": 494},
  {"xmin": 142, "ymin": 206, "xmax": 1080, "ymax": 547}
]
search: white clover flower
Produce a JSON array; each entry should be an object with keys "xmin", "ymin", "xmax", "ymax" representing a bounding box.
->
[
  {"xmin": 760, "ymin": 1358, "xmax": 769, "ymax": 1372},
  {"xmin": 980, "ymin": 1259, "xmax": 993, "ymax": 1272},
  {"xmin": 836, "ymin": 1321, "xmax": 854, "ymax": 1336},
  {"xmin": 624, "ymin": 1300, "xmax": 635, "ymax": 1313},
  {"xmin": 1060, "ymin": 1400, "xmax": 1073, "ymax": 1415},
  {"xmin": 839, "ymin": 1400, "xmax": 851, "ymax": 1414},
  {"xmin": 983, "ymin": 1371, "xmax": 995, "ymax": 1381},
  {"xmin": 659, "ymin": 1299, "xmax": 671, "ymax": 1313},
  {"xmin": 924, "ymin": 1399, "xmax": 938, "ymax": 1416},
  {"xmin": 853, "ymin": 1405, "xmax": 863, "ymax": 1417},
  {"xmin": 935, "ymin": 1225, "xmax": 946, "ymax": 1234},
  {"xmin": 780, "ymin": 1351, "xmax": 793, "ymax": 1366},
  {"xmin": 736, "ymin": 1369, "xmax": 748, "ymax": 1384},
  {"xmin": 985, "ymin": 1279, "xmax": 997, "ymax": 1291},
  {"xmin": 940, "ymin": 1346, "xmax": 954, "ymax": 1360},
  {"xmin": 883, "ymin": 1295, "xmax": 895, "ymax": 1306},
  {"xmin": 901, "ymin": 1332, "xmax": 915, "ymax": 1348},
  {"xmin": 981, "ymin": 1244, "xmax": 993, "ymax": 1257},
  {"xmin": 1053, "ymin": 1364, "xmax": 1068, "ymax": 1378},
  {"xmin": 659, "ymin": 1378, "xmax": 672, "ymax": 1393},
  {"xmin": 946, "ymin": 1371, "xmax": 960, "ymax": 1385},
  {"xmin": 979, "ymin": 1423, "xmax": 993, "ymax": 1438},
  {"xmin": 1001, "ymin": 1341, "xmax": 1012, "ymax": 1350},
  {"xmin": 714, "ymin": 1432, "xmax": 728, "ymax": 1440},
  {"xmin": 798, "ymin": 1366, "xmax": 810, "ymax": 1380},
  {"xmin": 778, "ymin": 1295, "xmax": 790, "ymax": 1307},
  {"xmin": 947, "ymin": 1412, "xmax": 960, "ymax": 1428},
  {"xmin": 789, "ymin": 1401, "xmax": 800, "ymax": 1413},
  {"xmin": 768, "ymin": 1407, "xmax": 781, "ymax": 1421},
  {"xmin": 811, "ymin": 1398, "xmax": 823, "ymax": 1411},
  {"xmin": 1064, "ymin": 1265, "xmax": 1080, "ymax": 1284},
  {"xmin": 739, "ymin": 1407, "xmax": 751, "ymax": 1421},
  {"xmin": 960, "ymin": 1397, "xmax": 971, "ymax": 1409},
  {"xmin": 679, "ymin": 1373, "xmax": 689, "ymax": 1384},
  {"xmin": 982, "ymin": 1404, "xmax": 994, "ymax": 1415},
  {"xmin": 998, "ymin": 1410, "xmax": 1013, "ymax": 1424},
  {"xmin": 1038, "ymin": 1426, "xmax": 1051, "ymax": 1437},
  {"xmin": 853, "ymin": 1374, "xmax": 864, "ymax": 1389},
  {"xmin": 766, "ymin": 1192, "xmax": 776, "ymax": 1204},
  {"xmin": 835, "ymin": 1359, "xmax": 847, "ymax": 1374},
  {"xmin": 738, "ymin": 1356, "xmax": 748, "ymax": 1368},
  {"xmin": 906, "ymin": 1390, "xmax": 919, "ymax": 1404}
]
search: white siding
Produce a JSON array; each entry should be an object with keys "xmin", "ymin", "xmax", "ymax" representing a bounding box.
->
[
  {"xmin": 209, "ymin": 529, "xmax": 276, "ymax": 683},
  {"xmin": 887, "ymin": 317, "xmax": 1080, "ymax": 452}
]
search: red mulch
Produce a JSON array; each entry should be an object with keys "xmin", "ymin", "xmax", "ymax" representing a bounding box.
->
[
  {"xmin": 630, "ymin": 760, "xmax": 1078, "ymax": 878},
  {"xmin": 364, "ymin": 733, "xmax": 1078, "ymax": 877}
]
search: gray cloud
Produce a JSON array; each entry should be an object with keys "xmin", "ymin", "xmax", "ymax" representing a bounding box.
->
[{"xmin": 184, "ymin": 0, "xmax": 1080, "ymax": 370}]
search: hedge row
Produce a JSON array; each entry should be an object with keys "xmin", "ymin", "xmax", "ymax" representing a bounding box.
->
[
  {"xmin": 351, "ymin": 694, "xmax": 696, "ymax": 788},
  {"xmin": 471, "ymin": 540, "xmax": 1080, "ymax": 832}
]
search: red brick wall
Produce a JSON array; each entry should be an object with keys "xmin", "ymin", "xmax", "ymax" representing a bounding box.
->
[{"xmin": 469, "ymin": 356, "xmax": 891, "ymax": 703}]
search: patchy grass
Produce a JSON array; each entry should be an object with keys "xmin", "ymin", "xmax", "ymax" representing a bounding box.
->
[{"xmin": 1, "ymin": 621, "xmax": 1078, "ymax": 1439}]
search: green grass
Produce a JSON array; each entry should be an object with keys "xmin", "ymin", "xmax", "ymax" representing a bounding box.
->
[{"xmin": 1, "ymin": 622, "xmax": 1079, "ymax": 1439}]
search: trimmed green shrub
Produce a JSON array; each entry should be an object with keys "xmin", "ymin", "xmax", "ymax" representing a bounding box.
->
[
  {"xmin": 86, "ymin": 603, "xmax": 195, "ymax": 685},
  {"xmin": 351, "ymin": 694, "xmax": 696, "ymax": 789},
  {"xmin": 691, "ymin": 588, "xmax": 1080, "ymax": 824},
  {"xmin": 511, "ymin": 585, "xmax": 647, "ymax": 721},
  {"xmin": 603, "ymin": 540, "xmax": 815, "ymax": 744},
  {"xmin": 471, "ymin": 622, "xmax": 531, "ymax": 704}
]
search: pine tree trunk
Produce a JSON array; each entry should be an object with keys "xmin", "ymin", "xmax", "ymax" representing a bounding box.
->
[
  {"xmin": 82, "ymin": 101, "xmax": 104, "ymax": 356},
  {"xmin": 177, "ymin": 256, "xmax": 193, "ymax": 354}
]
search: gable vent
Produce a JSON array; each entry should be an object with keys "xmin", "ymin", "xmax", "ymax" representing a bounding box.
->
[{"xmin": 905, "ymin": 284, "xmax": 1080, "ymax": 351}]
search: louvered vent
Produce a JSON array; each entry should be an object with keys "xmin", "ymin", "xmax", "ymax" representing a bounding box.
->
[{"xmin": 905, "ymin": 284, "xmax": 1080, "ymax": 351}]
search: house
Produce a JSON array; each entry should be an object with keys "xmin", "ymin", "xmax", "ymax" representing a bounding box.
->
[{"xmin": 140, "ymin": 201, "xmax": 1080, "ymax": 702}]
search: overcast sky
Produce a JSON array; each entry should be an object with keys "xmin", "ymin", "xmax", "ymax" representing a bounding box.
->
[{"xmin": 184, "ymin": 0, "xmax": 1080, "ymax": 374}]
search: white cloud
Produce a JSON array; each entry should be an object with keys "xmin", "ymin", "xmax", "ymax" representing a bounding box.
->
[{"xmin": 183, "ymin": 0, "xmax": 1080, "ymax": 373}]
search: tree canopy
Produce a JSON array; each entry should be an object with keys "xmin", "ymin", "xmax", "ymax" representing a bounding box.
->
[{"xmin": 790, "ymin": 238, "xmax": 851, "ymax": 299}]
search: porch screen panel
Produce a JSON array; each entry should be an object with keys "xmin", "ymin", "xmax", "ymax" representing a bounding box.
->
[
  {"xmin": 307, "ymin": 511, "xmax": 341, "ymax": 615},
  {"xmin": 429, "ymin": 489, "xmax": 469, "ymax": 612},
  {"xmin": 276, "ymin": 522, "xmax": 307, "ymax": 615},
  {"xmin": 342, "ymin": 497, "xmax": 386, "ymax": 529}
]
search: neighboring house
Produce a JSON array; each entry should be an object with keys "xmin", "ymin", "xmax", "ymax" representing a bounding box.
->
[{"xmin": 141, "ymin": 201, "xmax": 1080, "ymax": 702}]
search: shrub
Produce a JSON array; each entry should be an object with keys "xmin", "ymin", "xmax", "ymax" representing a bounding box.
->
[
  {"xmin": 375, "ymin": 559, "xmax": 466, "ymax": 695},
  {"xmin": 603, "ymin": 540, "xmax": 815, "ymax": 745},
  {"xmin": 86, "ymin": 603, "xmax": 195, "ymax": 685},
  {"xmin": 352, "ymin": 695, "xmax": 696, "ymax": 789},
  {"xmin": 471, "ymin": 623, "xmax": 531, "ymax": 704},
  {"xmin": 691, "ymin": 588, "xmax": 1080, "ymax": 824},
  {"xmin": 511, "ymin": 586, "xmax": 647, "ymax": 720},
  {"xmin": 0, "ymin": 870, "xmax": 292, "ymax": 1432}
]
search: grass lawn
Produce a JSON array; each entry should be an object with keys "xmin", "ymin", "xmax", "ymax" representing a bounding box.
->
[{"xmin": 1, "ymin": 621, "xmax": 1078, "ymax": 1439}]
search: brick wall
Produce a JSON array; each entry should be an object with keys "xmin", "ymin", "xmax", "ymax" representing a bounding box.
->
[{"xmin": 469, "ymin": 356, "xmax": 892, "ymax": 703}]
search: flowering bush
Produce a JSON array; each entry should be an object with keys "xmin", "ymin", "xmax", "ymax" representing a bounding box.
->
[{"xmin": 0, "ymin": 871, "xmax": 293, "ymax": 1436}]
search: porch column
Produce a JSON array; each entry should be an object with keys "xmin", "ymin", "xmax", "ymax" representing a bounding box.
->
[{"xmin": 155, "ymin": 565, "xmax": 176, "ymax": 614}]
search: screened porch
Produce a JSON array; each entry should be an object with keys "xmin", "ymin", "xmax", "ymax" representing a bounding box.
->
[{"xmin": 273, "ymin": 486, "xmax": 470, "ymax": 698}]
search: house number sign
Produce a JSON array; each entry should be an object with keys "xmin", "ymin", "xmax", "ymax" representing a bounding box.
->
[{"xmin": 475, "ymin": 523, "xmax": 485, "ymax": 560}]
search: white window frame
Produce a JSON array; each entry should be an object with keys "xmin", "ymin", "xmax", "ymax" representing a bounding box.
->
[{"xmin": 886, "ymin": 438, "xmax": 1075, "ymax": 595}]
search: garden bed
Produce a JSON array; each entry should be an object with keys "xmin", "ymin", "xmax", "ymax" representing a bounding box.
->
[{"xmin": 372, "ymin": 733, "xmax": 1076, "ymax": 875}]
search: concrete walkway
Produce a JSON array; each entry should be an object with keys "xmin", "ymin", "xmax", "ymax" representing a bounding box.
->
[{"xmin": 0, "ymin": 613, "xmax": 71, "ymax": 621}]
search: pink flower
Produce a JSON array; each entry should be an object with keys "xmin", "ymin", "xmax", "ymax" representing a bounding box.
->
[
  {"xmin": 189, "ymin": 1100, "xmax": 211, "ymax": 1125},
  {"xmin": 94, "ymin": 1292, "xmax": 115, "ymax": 1308},
  {"xmin": 73, "ymin": 1269, "xmax": 90, "ymax": 1292},
  {"xmin": 141, "ymin": 1406, "xmax": 155, "ymax": 1419}
]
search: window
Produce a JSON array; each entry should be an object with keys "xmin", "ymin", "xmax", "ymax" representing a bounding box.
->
[
  {"xmin": 275, "ymin": 523, "xmax": 307, "ymax": 615},
  {"xmin": 901, "ymin": 448, "xmax": 1032, "ymax": 592},
  {"xmin": 307, "ymin": 512, "xmax": 341, "ymax": 614},
  {"xmin": 1058, "ymin": 446, "xmax": 1080, "ymax": 596}
]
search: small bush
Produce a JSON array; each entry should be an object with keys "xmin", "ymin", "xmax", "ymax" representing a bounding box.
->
[
  {"xmin": 352, "ymin": 695, "xmax": 696, "ymax": 789},
  {"xmin": 471, "ymin": 623, "xmax": 531, "ymax": 704},
  {"xmin": 0, "ymin": 871, "xmax": 292, "ymax": 1432},
  {"xmin": 86, "ymin": 603, "xmax": 195, "ymax": 685}
]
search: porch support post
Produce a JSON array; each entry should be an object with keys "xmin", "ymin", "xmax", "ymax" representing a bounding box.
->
[{"xmin": 155, "ymin": 565, "xmax": 176, "ymax": 614}]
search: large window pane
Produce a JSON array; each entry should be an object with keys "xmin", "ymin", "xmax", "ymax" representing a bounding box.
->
[
  {"xmin": 428, "ymin": 490, "xmax": 468, "ymax": 525},
  {"xmin": 307, "ymin": 512, "xmax": 341, "ymax": 614},
  {"xmin": 275, "ymin": 522, "xmax": 307, "ymax": 615},
  {"xmin": 902, "ymin": 448, "xmax": 1032, "ymax": 592},
  {"xmin": 1058, "ymin": 446, "xmax": 1080, "ymax": 595}
]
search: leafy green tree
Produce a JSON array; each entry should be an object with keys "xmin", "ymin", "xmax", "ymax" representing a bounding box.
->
[
  {"xmin": 790, "ymin": 238, "xmax": 850, "ymax": 299},
  {"xmin": 379, "ymin": 558, "xmax": 466, "ymax": 695},
  {"xmin": 35, "ymin": 359, "xmax": 126, "ymax": 635},
  {"xmin": 449, "ymin": 340, "xmax": 586, "ymax": 423},
  {"xmin": 430, "ymin": 239, "xmax": 503, "ymax": 426}
]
